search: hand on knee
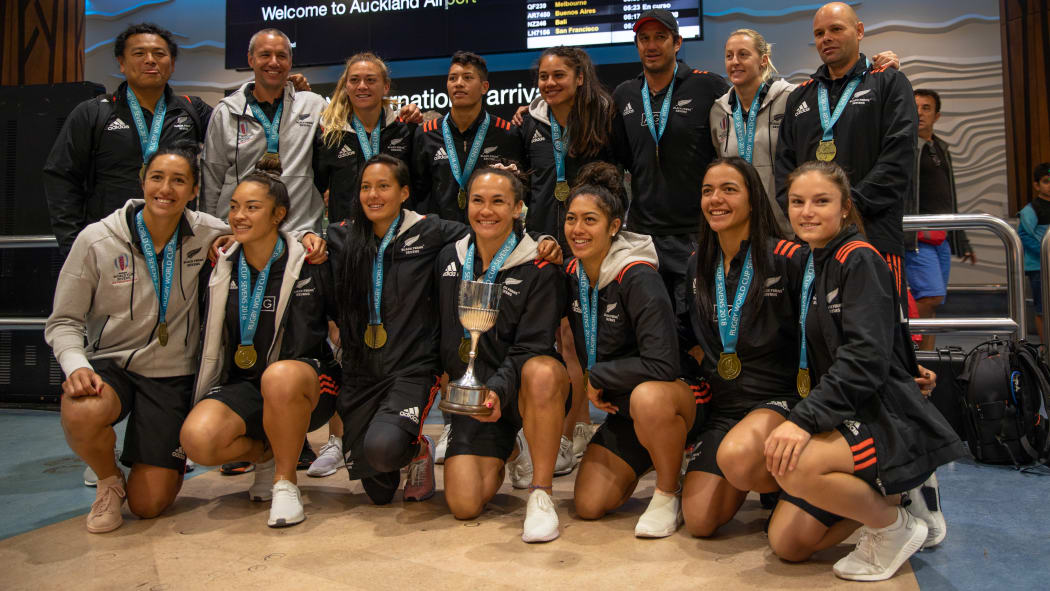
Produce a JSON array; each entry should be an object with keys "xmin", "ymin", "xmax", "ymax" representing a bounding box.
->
[{"xmin": 60, "ymin": 396, "xmax": 114, "ymax": 437}]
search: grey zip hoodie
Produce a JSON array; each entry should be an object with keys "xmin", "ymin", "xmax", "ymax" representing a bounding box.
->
[
  {"xmin": 593, "ymin": 231, "xmax": 660, "ymax": 290},
  {"xmin": 45, "ymin": 200, "xmax": 230, "ymax": 379},
  {"xmin": 710, "ymin": 78, "xmax": 794, "ymax": 235},
  {"xmin": 202, "ymin": 81, "xmax": 327, "ymax": 233}
]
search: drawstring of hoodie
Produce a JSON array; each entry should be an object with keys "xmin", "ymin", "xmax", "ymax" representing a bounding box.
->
[{"xmin": 128, "ymin": 241, "xmax": 136, "ymax": 321}]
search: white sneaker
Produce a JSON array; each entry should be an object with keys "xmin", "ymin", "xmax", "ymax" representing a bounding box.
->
[
  {"xmin": 554, "ymin": 436, "xmax": 578, "ymax": 475},
  {"xmin": 634, "ymin": 489, "xmax": 682, "ymax": 538},
  {"xmin": 435, "ymin": 424, "xmax": 452, "ymax": 464},
  {"xmin": 572, "ymin": 422, "xmax": 596, "ymax": 458},
  {"xmin": 248, "ymin": 458, "xmax": 276, "ymax": 501},
  {"xmin": 506, "ymin": 430, "xmax": 533, "ymax": 489},
  {"xmin": 185, "ymin": 460, "xmax": 196, "ymax": 473},
  {"xmin": 267, "ymin": 479, "xmax": 305, "ymax": 527},
  {"xmin": 833, "ymin": 506, "xmax": 929, "ymax": 582},
  {"xmin": 522, "ymin": 489, "xmax": 560, "ymax": 543},
  {"xmin": 904, "ymin": 473, "xmax": 946, "ymax": 548},
  {"xmin": 306, "ymin": 435, "xmax": 343, "ymax": 477}
]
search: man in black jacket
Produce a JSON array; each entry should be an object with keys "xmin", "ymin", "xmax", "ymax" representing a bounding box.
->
[
  {"xmin": 774, "ymin": 2, "xmax": 918, "ymax": 295},
  {"xmin": 43, "ymin": 23, "xmax": 212, "ymax": 255},
  {"xmin": 612, "ymin": 9, "xmax": 729, "ymax": 310}
]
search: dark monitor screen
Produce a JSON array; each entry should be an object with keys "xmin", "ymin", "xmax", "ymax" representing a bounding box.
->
[{"xmin": 226, "ymin": 1, "xmax": 703, "ymax": 69}]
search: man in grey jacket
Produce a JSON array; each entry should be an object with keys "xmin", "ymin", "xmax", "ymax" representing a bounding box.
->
[{"xmin": 202, "ymin": 28, "xmax": 327, "ymax": 233}]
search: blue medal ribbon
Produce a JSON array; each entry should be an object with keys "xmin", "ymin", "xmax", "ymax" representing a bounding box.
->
[
  {"xmin": 732, "ymin": 81, "xmax": 766, "ymax": 163},
  {"xmin": 577, "ymin": 265, "xmax": 600, "ymax": 372},
  {"xmin": 799, "ymin": 254, "xmax": 815, "ymax": 372},
  {"xmin": 248, "ymin": 99, "xmax": 283, "ymax": 154},
  {"xmin": 460, "ymin": 232, "xmax": 519, "ymax": 338},
  {"xmin": 714, "ymin": 247, "xmax": 753, "ymax": 355},
  {"xmin": 370, "ymin": 213, "xmax": 401, "ymax": 325},
  {"xmin": 134, "ymin": 210, "xmax": 178, "ymax": 330},
  {"xmin": 351, "ymin": 112, "xmax": 382, "ymax": 161},
  {"xmin": 550, "ymin": 115, "xmax": 568, "ymax": 185},
  {"xmin": 641, "ymin": 63, "xmax": 678, "ymax": 156},
  {"xmin": 237, "ymin": 237, "xmax": 286, "ymax": 347},
  {"xmin": 126, "ymin": 88, "xmax": 167, "ymax": 164},
  {"xmin": 442, "ymin": 112, "xmax": 491, "ymax": 194},
  {"xmin": 816, "ymin": 58, "xmax": 871, "ymax": 143}
]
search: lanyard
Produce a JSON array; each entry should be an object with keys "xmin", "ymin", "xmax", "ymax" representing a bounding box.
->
[
  {"xmin": 799, "ymin": 254, "xmax": 815, "ymax": 371},
  {"xmin": 732, "ymin": 82, "xmax": 766, "ymax": 163},
  {"xmin": 126, "ymin": 88, "xmax": 167, "ymax": 164},
  {"xmin": 442, "ymin": 112, "xmax": 490, "ymax": 190},
  {"xmin": 237, "ymin": 237, "xmax": 285, "ymax": 347},
  {"xmin": 461, "ymin": 232, "xmax": 518, "ymax": 337},
  {"xmin": 134, "ymin": 210, "xmax": 178, "ymax": 326},
  {"xmin": 816, "ymin": 58, "xmax": 870, "ymax": 142},
  {"xmin": 550, "ymin": 115, "xmax": 567, "ymax": 184},
  {"xmin": 248, "ymin": 100, "xmax": 283, "ymax": 154},
  {"xmin": 577, "ymin": 265, "xmax": 600, "ymax": 371},
  {"xmin": 351, "ymin": 112, "xmax": 382, "ymax": 160},
  {"xmin": 714, "ymin": 247, "xmax": 753, "ymax": 355},
  {"xmin": 370, "ymin": 213, "xmax": 401, "ymax": 324},
  {"xmin": 641, "ymin": 63, "xmax": 678, "ymax": 153}
]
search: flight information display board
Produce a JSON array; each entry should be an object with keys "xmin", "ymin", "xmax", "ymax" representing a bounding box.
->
[{"xmin": 226, "ymin": 1, "xmax": 702, "ymax": 68}]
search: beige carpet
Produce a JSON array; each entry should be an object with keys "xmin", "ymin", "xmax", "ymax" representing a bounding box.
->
[{"xmin": 1, "ymin": 426, "xmax": 918, "ymax": 590}]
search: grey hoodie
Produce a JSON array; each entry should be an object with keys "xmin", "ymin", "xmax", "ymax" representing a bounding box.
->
[
  {"xmin": 201, "ymin": 81, "xmax": 327, "ymax": 233},
  {"xmin": 710, "ymin": 79, "xmax": 795, "ymax": 235},
  {"xmin": 593, "ymin": 231, "xmax": 660, "ymax": 290},
  {"xmin": 45, "ymin": 200, "xmax": 230, "ymax": 379}
]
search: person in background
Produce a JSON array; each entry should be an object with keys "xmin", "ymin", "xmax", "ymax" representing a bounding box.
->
[
  {"xmin": 1018, "ymin": 162, "xmax": 1050, "ymax": 342},
  {"xmin": 907, "ymin": 89, "xmax": 976, "ymax": 350}
]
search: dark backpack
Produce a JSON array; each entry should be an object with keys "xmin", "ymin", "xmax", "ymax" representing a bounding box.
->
[{"xmin": 958, "ymin": 338, "xmax": 1050, "ymax": 467}]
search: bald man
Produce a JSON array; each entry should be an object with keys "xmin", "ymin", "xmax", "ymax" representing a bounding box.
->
[{"xmin": 774, "ymin": 2, "xmax": 918, "ymax": 293}]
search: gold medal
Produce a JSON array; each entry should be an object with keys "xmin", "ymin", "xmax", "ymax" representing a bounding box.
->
[
  {"xmin": 364, "ymin": 323, "xmax": 388, "ymax": 349},
  {"xmin": 797, "ymin": 368, "xmax": 810, "ymax": 398},
  {"xmin": 157, "ymin": 321, "xmax": 168, "ymax": 346},
  {"xmin": 457, "ymin": 188, "xmax": 467, "ymax": 210},
  {"xmin": 554, "ymin": 181, "xmax": 570, "ymax": 202},
  {"xmin": 816, "ymin": 140, "xmax": 837, "ymax": 162},
  {"xmin": 717, "ymin": 352, "xmax": 742, "ymax": 380},
  {"xmin": 234, "ymin": 344, "xmax": 257, "ymax": 369},
  {"xmin": 458, "ymin": 337, "xmax": 471, "ymax": 363}
]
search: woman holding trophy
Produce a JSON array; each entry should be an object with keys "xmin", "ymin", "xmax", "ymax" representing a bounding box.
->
[
  {"xmin": 436, "ymin": 166, "xmax": 569, "ymax": 543},
  {"xmin": 565, "ymin": 163, "xmax": 701, "ymax": 539}
]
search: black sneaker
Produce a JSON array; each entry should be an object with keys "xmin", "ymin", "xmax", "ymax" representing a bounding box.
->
[
  {"xmin": 297, "ymin": 438, "xmax": 317, "ymax": 470},
  {"xmin": 221, "ymin": 461, "xmax": 254, "ymax": 475}
]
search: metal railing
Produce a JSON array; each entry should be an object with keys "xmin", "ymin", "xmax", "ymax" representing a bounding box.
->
[
  {"xmin": 902, "ymin": 213, "xmax": 1026, "ymax": 341},
  {"xmin": 0, "ymin": 235, "xmax": 58, "ymax": 249}
]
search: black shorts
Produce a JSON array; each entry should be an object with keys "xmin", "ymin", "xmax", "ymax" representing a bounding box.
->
[
  {"xmin": 686, "ymin": 398, "xmax": 795, "ymax": 477},
  {"xmin": 446, "ymin": 379, "xmax": 575, "ymax": 462},
  {"xmin": 94, "ymin": 360, "xmax": 194, "ymax": 472},
  {"xmin": 340, "ymin": 374, "xmax": 441, "ymax": 479},
  {"xmin": 779, "ymin": 420, "xmax": 897, "ymax": 528},
  {"xmin": 589, "ymin": 376, "xmax": 710, "ymax": 477},
  {"xmin": 204, "ymin": 358, "xmax": 339, "ymax": 442}
]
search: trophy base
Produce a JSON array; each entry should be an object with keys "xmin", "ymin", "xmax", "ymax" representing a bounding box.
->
[
  {"xmin": 438, "ymin": 399, "xmax": 493, "ymax": 416},
  {"xmin": 440, "ymin": 382, "xmax": 493, "ymax": 416}
]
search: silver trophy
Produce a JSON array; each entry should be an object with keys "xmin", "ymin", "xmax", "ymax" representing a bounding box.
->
[{"xmin": 440, "ymin": 279, "xmax": 502, "ymax": 416}]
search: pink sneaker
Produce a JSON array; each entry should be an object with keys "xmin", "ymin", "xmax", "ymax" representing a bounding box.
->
[
  {"xmin": 86, "ymin": 473, "xmax": 126, "ymax": 533},
  {"xmin": 404, "ymin": 435, "xmax": 435, "ymax": 502}
]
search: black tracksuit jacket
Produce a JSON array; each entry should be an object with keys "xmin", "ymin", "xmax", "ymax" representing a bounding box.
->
[
  {"xmin": 681, "ymin": 240, "xmax": 807, "ymax": 417},
  {"xmin": 519, "ymin": 107, "xmax": 618, "ymax": 250},
  {"xmin": 327, "ymin": 211, "xmax": 467, "ymax": 388},
  {"xmin": 436, "ymin": 231, "xmax": 565, "ymax": 410},
  {"xmin": 410, "ymin": 110, "xmax": 524, "ymax": 222},
  {"xmin": 313, "ymin": 112, "xmax": 416, "ymax": 225},
  {"xmin": 564, "ymin": 256, "xmax": 679, "ymax": 401},
  {"xmin": 612, "ymin": 62, "xmax": 729, "ymax": 236},
  {"xmin": 790, "ymin": 227, "xmax": 965, "ymax": 493},
  {"xmin": 774, "ymin": 55, "xmax": 918, "ymax": 257},
  {"xmin": 44, "ymin": 82, "xmax": 212, "ymax": 254}
]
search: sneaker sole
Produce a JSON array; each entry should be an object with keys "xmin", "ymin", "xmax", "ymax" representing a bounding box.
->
[
  {"xmin": 267, "ymin": 514, "xmax": 305, "ymax": 528},
  {"xmin": 86, "ymin": 520, "xmax": 123, "ymax": 534},
  {"xmin": 923, "ymin": 517, "xmax": 947, "ymax": 548},
  {"xmin": 249, "ymin": 492, "xmax": 273, "ymax": 502},
  {"xmin": 84, "ymin": 480, "xmax": 97, "ymax": 488},
  {"xmin": 834, "ymin": 521, "xmax": 928, "ymax": 582},
  {"xmin": 404, "ymin": 489, "xmax": 435, "ymax": 502},
  {"xmin": 554, "ymin": 461, "xmax": 578, "ymax": 476},
  {"xmin": 306, "ymin": 467, "xmax": 338, "ymax": 478},
  {"xmin": 522, "ymin": 528, "xmax": 560, "ymax": 543}
]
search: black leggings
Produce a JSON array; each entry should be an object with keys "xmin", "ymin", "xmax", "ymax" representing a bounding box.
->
[{"xmin": 360, "ymin": 421, "xmax": 420, "ymax": 505}]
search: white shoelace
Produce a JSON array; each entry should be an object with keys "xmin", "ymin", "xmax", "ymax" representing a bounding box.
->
[
  {"xmin": 91, "ymin": 481, "xmax": 125, "ymax": 513},
  {"xmin": 854, "ymin": 529, "xmax": 886, "ymax": 569},
  {"xmin": 407, "ymin": 456, "xmax": 426, "ymax": 487},
  {"xmin": 317, "ymin": 440, "xmax": 340, "ymax": 457}
]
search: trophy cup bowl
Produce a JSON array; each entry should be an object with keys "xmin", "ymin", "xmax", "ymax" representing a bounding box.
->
[{"xmin": 440, "ymin": 279, "xmax": 502, "ymax": 416}]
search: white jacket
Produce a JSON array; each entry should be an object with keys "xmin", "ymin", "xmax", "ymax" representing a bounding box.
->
[
  {"xmin": 710, "ymin": 79, "xmax": 795, "ymax": 235},
  {"xmin": 202, "ymin": 81, "xmax": 327, "ymax": 233}
]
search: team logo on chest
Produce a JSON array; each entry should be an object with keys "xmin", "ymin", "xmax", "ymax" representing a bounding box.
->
[
  {"xmin": 112, "ymin": 254, "xmax": 134, "ymax": 284},
  {"xmin": 106, "ymin": 118, "xmax": 130, "ymax": 132},
  {"xmin": 502, "ymin": 276, "xmax": 523, "ymax": 297},
  {"xmin": 434, "ymin": 147, "xmax": 448, "ymax": 161},
  {"xmin": 401, "ymin": 234, "xmax": 424, "ymax": 255},
  {"xmin": 622, "ymin": 102, "xmax": 634, "ymax": 116},
  {"xmin": 531, "ymin": 130, "xmax": 545, "ymax": 144},
  {"xmin": 673, "ymin": 98, "xmax": 693, "ymax": 115},
  {"xmin": 795, "ymin": 101, "xmax": 810, "ymax": 117},
  {"xmin": 442, "ymin": 261, "xmax": 458, "ymax": 277},
  {"xmin": 603, "ymin": 301, "xmax": 620, "ymax": 323}
]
